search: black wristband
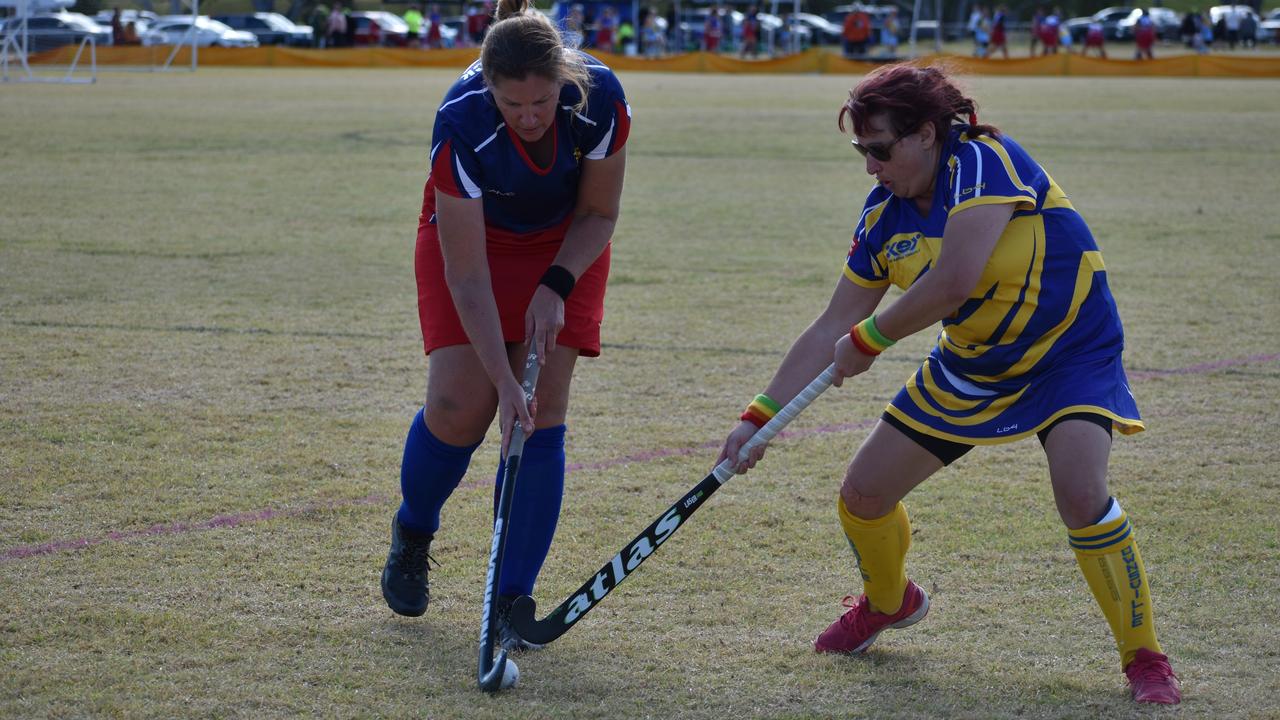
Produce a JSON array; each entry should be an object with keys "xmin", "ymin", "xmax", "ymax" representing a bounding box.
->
[{"xmin": 539, "ymin": 264, "xmax": 575, "ymax": 301}]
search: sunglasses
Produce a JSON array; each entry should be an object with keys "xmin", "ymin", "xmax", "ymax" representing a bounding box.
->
[{"xmin": 851, "ymin": 129, "xmax": 910, "ymax": 162}]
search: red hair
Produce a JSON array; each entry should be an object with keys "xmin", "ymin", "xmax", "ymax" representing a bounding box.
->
[{"xmin": 838, "ymin": 63, "xmax": 999, "ymax": 142}]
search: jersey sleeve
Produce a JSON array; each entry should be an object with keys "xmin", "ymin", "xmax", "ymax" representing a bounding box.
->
[
  {"xmin": 944, "ymin": 136, "xmax": 1038, "ymax": 217},
  {"xmin": 579, "ymin": 68, "xmax": 631, "ymax": 161},
  {"xmin": 843, "ymin": 193, "xmax": 892, "ymax": 288},
  {"xmin": 428, "ymin": 118, "xmax": 484, "ymax": 200}
]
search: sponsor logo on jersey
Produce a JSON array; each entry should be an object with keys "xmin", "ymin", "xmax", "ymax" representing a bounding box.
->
[{"xmin": 885, "ymin": 234, "xmax": 922, "ymax": 261}]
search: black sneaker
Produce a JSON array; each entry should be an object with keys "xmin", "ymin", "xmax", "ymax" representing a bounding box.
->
[
  {"xmin": 495, "ymin": 595, "xmax": 545, "ymax": 653},
  {"xmin": 380, "ymin": 516, "xmax": 435, "ymax": 617}
]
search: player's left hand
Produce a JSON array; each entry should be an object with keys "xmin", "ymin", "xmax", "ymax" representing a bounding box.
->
[
  {"xmin": 832, "ymin": 333, "xmax": 876, "ymax": 387},
  {"xmin": 524, "ymin": 285, "xmax": 565, "ymax": 365}
]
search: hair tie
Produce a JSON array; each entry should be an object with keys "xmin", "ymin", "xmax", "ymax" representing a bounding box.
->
[{"xmin": 968, "ymin": 111, "xmax": 978, "ymax": 127}]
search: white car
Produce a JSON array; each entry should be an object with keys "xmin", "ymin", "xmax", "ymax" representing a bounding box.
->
[
  {"xmin": 1260, "ymin": 9, "xmax": 1280, "ymax": 44},
  {"xmin": 141, "ymin": 16, "xmax": 259, "ymax": 48}
]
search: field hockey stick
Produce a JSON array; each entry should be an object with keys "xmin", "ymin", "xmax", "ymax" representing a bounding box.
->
[
  {"xmin": 506, "ymin": 363, "xmax": 838, "ymax": 646},
  {"xmin": 477, "ymin": 346, "xmax": 541, "ymax": 693}
]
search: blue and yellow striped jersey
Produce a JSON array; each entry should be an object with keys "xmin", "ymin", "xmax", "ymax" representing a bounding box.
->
[{"xmin": 843, "ymin": 127, "xmax": 1142, "ymax": 442}]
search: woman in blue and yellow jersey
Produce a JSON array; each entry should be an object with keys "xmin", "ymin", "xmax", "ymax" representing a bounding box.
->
[
  {"xmin": 717, "ymin": 65, "xmax": 1180, "ymax": 705},
  {"xmin": 379, "ymin": 0, "xmax": 630, "ymax": 653}
]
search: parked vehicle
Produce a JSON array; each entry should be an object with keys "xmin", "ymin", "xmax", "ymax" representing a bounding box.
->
[
  {"xmin": 92, "ymin": 8, "xmax": 157, "ymax": 41},
  {"xmin": 1259, "ymin": 9, "xmax": 1280, "ymax": 44},
  {"xmin": 141, "ymin": 16, "xmax": 260, "ymax": 47},
  {"xmin": 0, "ymin": 11, "xmax": 110, "ymax": 52},
  {"xmin": 212, "ymin": 13, "xmax": 313, "ymax": 46},
  {"xmin": 1114, "ymin": 7, "xmax": 1180, "ymax": 40},
  {"xmin": 351, "ymin": 11, "xmax": 411, "ymax": 46},
  {"xmin": 1064, "ymin": 6, "xmax": 1132, "ymax": 42},
  {"xmin": 790, "ymin": 12, "xmax": 842, "ymax": 45}
]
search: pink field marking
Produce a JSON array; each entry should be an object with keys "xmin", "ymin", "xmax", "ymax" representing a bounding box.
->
[
  {"xmin": 4, "ymin": 352, "xmax": 1277, "ymax": 563},
  {"xmin": 1, "ymin": 494, "xmax": 387, "ymax": 561},
  {"xmin": 1127, "ymin": 352, "xmax": 1280, "ymax": 381}
]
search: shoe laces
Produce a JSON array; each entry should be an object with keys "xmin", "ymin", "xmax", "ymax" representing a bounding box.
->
[
  {"xmin": 398, "ymin": 535, "xmax": 439, "ymax": 577},
  {"xmin": 837, "ymin": 594, "xmax": 877, "ymax": 636},
  {"xmin": 1126, "ymin": 653, "xmax": 1178, "ymax": 686}
]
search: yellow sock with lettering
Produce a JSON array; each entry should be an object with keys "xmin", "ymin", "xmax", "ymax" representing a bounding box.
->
[
  {"xmin": 837, "ymin": 497, "xmax": 910, "ymax": 614},
  {"xmin": 1069, "ymin": 497, "xmax": 1163, "ymax": 668}
]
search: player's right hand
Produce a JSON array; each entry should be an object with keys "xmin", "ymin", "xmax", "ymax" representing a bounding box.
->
[
  {"xmin": 497, "ymin": 374, "xmax": 536, "ymax": 456},
  {"xmin": 716, "ymin": 420, "xmax": 768, "ymax": 474}
]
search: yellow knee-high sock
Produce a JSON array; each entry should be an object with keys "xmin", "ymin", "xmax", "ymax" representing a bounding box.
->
[
  {"xmin": 837, "ymin": 497, "xmax": 910, "ymax": 614},
  {"xmin": 1069, "ymin": 497, "xmax": 1163, "ymax": 668}
]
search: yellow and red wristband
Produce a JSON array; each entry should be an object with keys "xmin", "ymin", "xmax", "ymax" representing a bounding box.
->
[
  {"xmin": 739, "ymin": 393, "xmax": 781, "ymax": 428},
  {"xmin": 849, "ymin": 315, "xmax": 896, "ymax": 356}
]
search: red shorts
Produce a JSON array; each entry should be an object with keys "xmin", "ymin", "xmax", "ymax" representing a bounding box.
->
[
  {"xmin": 1085, "ymin": 30, "xmax": 1104, "ymax": 47},
  {"xmin": 415, "ymin": 216, "xmax": 610, "ymax": 357},
  {"xmin": 991, "ymin": 27, "xmax": 1005, "ymax": 45}
]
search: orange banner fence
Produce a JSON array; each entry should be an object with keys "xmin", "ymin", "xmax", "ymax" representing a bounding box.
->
[{"xmin": 28, "ymin": 45, "xmax": 1280, "ymax": 77}]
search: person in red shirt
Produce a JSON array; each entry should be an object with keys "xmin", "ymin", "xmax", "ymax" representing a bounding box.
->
[{"xmin": 842, "ymin": 6, "xmax": 871, "ymax": 57}]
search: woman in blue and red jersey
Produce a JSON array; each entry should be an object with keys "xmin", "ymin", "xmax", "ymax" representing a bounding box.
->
[
  {"xmin": 380, "ymin": 0, "xmax": 630, "ymax": 653},
  {"xmin": 717, "ymin": 65, "xmax": 1180, "ymax": 705}
]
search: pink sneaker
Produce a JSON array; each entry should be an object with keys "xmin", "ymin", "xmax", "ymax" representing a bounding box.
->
[
  {"xmin": 1125, "ymin": 647, "xmax": 1181, "ymax": 704},
  {"xmin": 814, "ymin": 581, "xmax": 929, "ymax": 654}
]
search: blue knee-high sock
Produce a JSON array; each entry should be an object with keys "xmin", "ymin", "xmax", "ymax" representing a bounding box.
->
[
  {"xmin": 493, "ymin": 424, "xmax": 566, "ymax": 597},
  {"xmin": 396, "ymin": 408, "xmax": 482, "ymax": 535}
]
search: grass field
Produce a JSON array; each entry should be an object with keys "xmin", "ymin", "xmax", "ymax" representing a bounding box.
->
[{"xmin": 2, "ymin": 68, "xmax": 1279, "ymax": 719}]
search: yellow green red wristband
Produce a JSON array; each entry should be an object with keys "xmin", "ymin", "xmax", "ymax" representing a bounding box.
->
[
  {"xmin": 740, "ymin": 393, "xmax": 780, "ymax": 428},
  {"xmin": 850, "ymin": 315, "xmax": 895, "ymax": 355},
  {"xmin": 753, "ymin": 394, "xmax": 781, "ymax": 415}
]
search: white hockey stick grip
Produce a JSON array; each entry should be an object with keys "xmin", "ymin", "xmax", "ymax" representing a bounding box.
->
[{"xmin": 712, "ymin": 363, "xmax": 837, "ymax": 482}]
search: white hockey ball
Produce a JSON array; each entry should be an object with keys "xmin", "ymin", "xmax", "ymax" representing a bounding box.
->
[{"xmin": 500, "ymin": 658, "xmax": 519, "ymax": 690}]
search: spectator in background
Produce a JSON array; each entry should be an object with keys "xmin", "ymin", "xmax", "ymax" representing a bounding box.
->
[
  {"xmin": 842, "ymin": 4, "xmax": 871, "ymax": 58},
  {"xmin": 1134, "ymin": 9, "xmax": 1155, "ymax": 60},
  {"xmin": 121, "ymin": 20, "xmax": 139, "ymax": 44},
  {"xmin": 1223, "ymin": 5, "xmax": 1240, "ymax": 49},
  {"xmin": 344, "ymin": 5, "xmax": 357, "ymax": 47},
  {"xmin": 327, "ymin": 3, "xmax": 347, "ymax": 48},
  {"xmin": 617, "ymin": 17, "xmax": 635, "ymax": 55},
  {"xmin": 595, "ymin": 5, "xmax": 617, "ymax": 53},
  {"xmin": 704, "ymin": 5, "xmax": 724, "ymax": 52},
  {"xmin": 1240, "ymin": 8, "xmax": 1256, "ymax": 49},
  {"xmin": 1180, "ymin": 10, "xmax": 1198, "ymax": 47},
  {"xmin": 1029, "ymin": 6, "xmax": 1044, "ymax": 56},
  {"xmin": 972, "ymin": 6, "xmax": 991, "ymax": 57},
  {"xmin": 988, "ymin": 5, "xmax": 1008, "ymax": 59},
  {"xmin": 740, "ymin": 6, "xmax": 759, "ymax": 57},
  {"xmin": 465, "ymin": 2, "xmax": 492, "ymax": 47},
  {"xmin": 641, "ymin": 9, "xmax": 664, "ymax": 56},
  {"xmin": 110, "ymin": 8, "xmax": 124, "ymax": 46},
  {"xmin": 1083, "ymin": 18, "xmax": 1106, "ymax": 58},
  {"xmin": 404, "ymin": 5, "xmax": 424, "ymax": 47},
  {"xmin": 564, "ymin": 3, "xmax": 585, "ymax": 48},
  {"xmin": 425, "ymin": 4, "xmax": 444, "ymax": 48},
  {"xmin": 310, "ymin": 3, "xmax": 329, "ymax": 47},
  {"xmin": 881, "ymin": 7, "xmax": 900, "ymax": 58},
  {"xmin": 369, "ymin": 16, "xmax": 382, "ymax": 45},
  {"xmin": 1040, "ymin": 7, "xmax": 1061, "ymax": 55},
  {"xmin": 1198, "ymin": 10, "xmax": 1215, "ymax": 51},
  {"xmin": 967, "ymin": 5, "xmax": 984, "ymax": 54}
]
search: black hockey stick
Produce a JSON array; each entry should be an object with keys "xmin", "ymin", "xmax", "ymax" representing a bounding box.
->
[
  {"xmin": 477, "ymin": 346, "xmax": 540, "ymax": 693},
  {"xmin": 506, "ymin": 363, "xmax": 837, "ymax": 646}
]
